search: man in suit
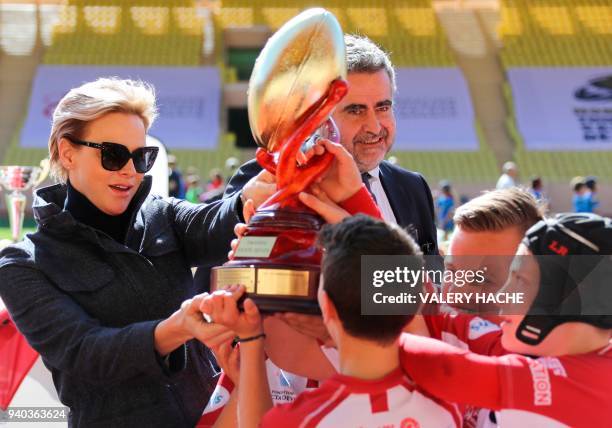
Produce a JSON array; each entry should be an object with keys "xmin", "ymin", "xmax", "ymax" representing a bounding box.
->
[
  {"xmin": 225, "ymin": 35, "xmax": 437, "ymax": 251},
  {"xmin": 195, "ymin": 34, "xmax": 438, "ymax": 290}
]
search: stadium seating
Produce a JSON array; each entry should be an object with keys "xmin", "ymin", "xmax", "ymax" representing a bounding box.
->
[
  {"xmin": 499, "ymin": 0, "xmax": 612, "ymax": 67},
  {"xmin": 43, "ymin": 0, "xmax": 204, "ymax": 65},
  {"xmin": 3, "ymin": 0, "xmax": 242, "ymax": 179},
  {"xmin": 216, "ymin": 0, "xmax": 455, "ymax": 67},
  {"xmin": 499, "ymin": 0, "xmax": 612, "ymax": 182}
]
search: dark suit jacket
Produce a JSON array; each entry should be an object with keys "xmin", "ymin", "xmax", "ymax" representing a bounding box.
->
[{"xmin": 193, "ymin": 158, "xmax": 439, "ymax": 289}]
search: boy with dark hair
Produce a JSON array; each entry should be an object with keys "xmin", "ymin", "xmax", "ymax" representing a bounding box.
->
[
  {"xmin": 316, "ymin": 215, "xmax": 418, "ymax": 343},
  {"xmin": 201, "ymin": 215, "xmax": 461, "ymax": 427}
]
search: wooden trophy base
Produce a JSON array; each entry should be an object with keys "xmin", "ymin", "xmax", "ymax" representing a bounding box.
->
[{"xmin": 210, "ymin": 208, "xmax": 324, "ymax": 314}]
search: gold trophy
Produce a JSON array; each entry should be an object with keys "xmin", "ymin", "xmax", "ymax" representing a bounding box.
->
[
  {"xmin": 210, "ymin": 8, "xmax": 348, "ymax": 313},
  {"xmin": 0, "ymin": 160, "xmax": 50, "ymax": 243}
]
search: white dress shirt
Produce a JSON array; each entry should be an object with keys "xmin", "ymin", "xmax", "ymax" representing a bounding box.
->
[{"xmin": 365, "ymin": 167, "xmax": 397, "ymax": 224}]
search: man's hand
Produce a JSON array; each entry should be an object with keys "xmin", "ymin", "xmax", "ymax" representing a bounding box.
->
[
  {"xmin": 241, "ymin": 199, "xmax": 255, "ymax": 224},
  {"xmin": 241, "ymin": 169, "xmax": 276, "ymax": 209},
  {"xmin": 274, "ymin": 312, "xmax": 333, "ymax": 347},
  {"xmin": 200, "ymin": 285, "xmax": 263, "ymax": 338},
  {"xmin": 228, "ymin": 223, "xmax": 248, "ymax": 259}
]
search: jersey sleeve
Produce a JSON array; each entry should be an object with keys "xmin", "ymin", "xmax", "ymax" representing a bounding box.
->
[
  {"xmin": 399, "ymin": 333, "xmax": 612, "ymax": 427},
  {"xmin": 400, "ymin": 333, "xmax": 506, "ymax": 410},
  {"xmin": 423, "ymin": 313, "xmax": 507, "ymax": 356},
  {"xmin": 339, "ymin": 185, "xmax": 382, "ymax": 219}
]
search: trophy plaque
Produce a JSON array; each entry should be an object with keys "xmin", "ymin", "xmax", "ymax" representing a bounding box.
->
[
  {"xmin": 211, "ymin": 8, "xmax": 348, "ymax": 313},
  {"xmin": 0, "ymin": 160, "xmax": 50, "ymax": 242}
]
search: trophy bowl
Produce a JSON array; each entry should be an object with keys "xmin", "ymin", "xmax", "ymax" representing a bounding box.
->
[
  {"xmin": 0, "ymin": 161, "xmax": 49, "ymax": 243},
  {"xmin": 210, "ymin": 8, "xmax": 348, "ymax": 313}
]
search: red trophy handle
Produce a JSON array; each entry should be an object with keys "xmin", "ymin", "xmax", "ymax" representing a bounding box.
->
[
  {"xmin": 255, "ymin": 148, "xmax": 277, "ymax": 176},
  {"xmin": 260, "ymin": 78, "xmax": 349, "ymax": 209}
]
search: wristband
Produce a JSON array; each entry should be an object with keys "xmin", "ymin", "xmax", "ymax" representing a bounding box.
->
[{"xmin": 234, "ymin": 333, "xmax": 266, "ymax": 343}]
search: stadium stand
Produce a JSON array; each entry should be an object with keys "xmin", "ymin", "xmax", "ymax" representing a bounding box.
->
[
  {"xmin": 1, "ymin": 0, "xmax": 608, "ymax": 210},
  {"xmin": 499, "ymin": 0, "xmax": 612, "ymax": 182},
  {"xmin": 2, "ymin": 0, "xmax": 243, "ymax": 183},
  {"xmin": 44, "ymin": 0, "xmax": 205, "ymax": 66}
]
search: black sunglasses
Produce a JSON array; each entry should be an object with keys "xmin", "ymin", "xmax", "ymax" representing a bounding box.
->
[{"xmin": 66, "ymin": 136, "xmax": 158, "ymax": 173}]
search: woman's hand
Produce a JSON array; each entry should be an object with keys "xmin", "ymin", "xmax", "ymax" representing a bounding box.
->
[
  {"xmin": 154, "ymin": 293, "xmax": 235, "ymax": 356},
  {"xmin": 200, "ymin": 285, "xmax": 263, "ymax": 338},
  {"xmin": 298, "ymin": 185, "xmax": 351, "ymax": 224},
  {"xmin": 178, "ymin": 294, "xmax": 236, "ymax": 347}
]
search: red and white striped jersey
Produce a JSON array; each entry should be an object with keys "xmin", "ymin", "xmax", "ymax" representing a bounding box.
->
[
  {"xmin": 261, "ymin": 367, "xmax": 461, "ymax": 428},
  {"xmin": 423, "ymin": 312, "xmax": 508, "ymax": 428},
  {"xmin": 400, "ymin": 333, "xmax": 612, "ymax": 428},
  {"xmin": 321, "ymin": 314, "xmax": 506, "ymax": 428},
  {"xmin": 196, "ymin": 358, "xmax": 318, "ymax": 427}
]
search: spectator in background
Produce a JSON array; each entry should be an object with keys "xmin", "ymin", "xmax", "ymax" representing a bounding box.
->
[
  {"xmin": 436, "ymin": 180, "xmax": 455, "ymax": 241},
  {"xmin": 529, "ymin": 176, "xmax": 549, "ymax": 212},
  {"xmin": 168, "ymin": 154, "xmax": 186, "ymax": 199},
  {"xmin": 185, "ymin": 174, "xmax": 203, "ymax": 204},
  {"xmin": 529, "ymin": 176, "xmax": 543, "ymax": 200},
  {"xmin": 585, "ymin": 176, "xmax": 600, "ymax": 212},
  {"xmin": 571, "ymin": 176, "xmax": 599, "ymax": 213},
  {"xmin": 207, "ymin": 168, "xmax": 224, "ymax": 193},
  {"xmin": 199, "ymin": 169, "xmax": 225, "ymax": 203},
  {"xmin": 225, "ymin": 157, "xmax": 239, "ymax": 175},
  {"xmin": 495, "ymin": 161, "xmax": 518, "ymax": 190}
]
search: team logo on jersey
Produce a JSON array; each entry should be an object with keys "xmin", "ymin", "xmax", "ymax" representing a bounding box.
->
[
  {"xmin": 279, "ymin": 372, "xmax": 291, "ymax": 387},
  {"xmin": 202, "ymin": 385, "xmax": 231, "ymax": 413},
  {"xmin": 400, "ymin": 417, "xmax": 421, "ymax": 428},
  {"xmin": 468, "ymin": 317, "xmax": 501, "ymax": 340}
]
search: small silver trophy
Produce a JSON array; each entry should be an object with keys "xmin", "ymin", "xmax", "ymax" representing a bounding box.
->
[{"xmin": 0, "ymin": 160, "xmax": 50, "ymax": 242}]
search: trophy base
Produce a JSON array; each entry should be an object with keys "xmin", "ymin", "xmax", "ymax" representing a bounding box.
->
[
  {"xmin": 240, "ymin": 295, "xmax": 321, "ymax": 315},
  {"xmin": 211, "ymin": 264, "xmax": 321, "ymax": 314}
]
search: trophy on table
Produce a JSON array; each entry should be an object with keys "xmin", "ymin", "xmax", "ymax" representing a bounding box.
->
[
  {"xmin": 0, "ymin": 160, "xmax": 50, "ymax": 242},
  {"xmin": 210, "ymin": 8, "xmax": 348, "ymax": 313}
]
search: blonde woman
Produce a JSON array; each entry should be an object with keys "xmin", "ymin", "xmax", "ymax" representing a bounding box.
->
[{"xmin": 0, "ymin": 78, "xmax": 245, "ymax": 427}]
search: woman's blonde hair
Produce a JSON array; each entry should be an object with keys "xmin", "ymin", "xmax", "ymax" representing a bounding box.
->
[{"xmin": 48, "ymin": 77, "xmax": 158, "ymax": 182}]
